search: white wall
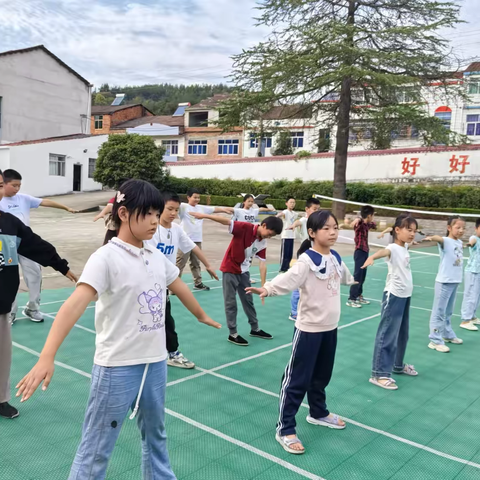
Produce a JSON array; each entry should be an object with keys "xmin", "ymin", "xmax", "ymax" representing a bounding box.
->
[
  {"xmin": 0, "ymin": 136, "xmax": 106, "ymax": 197},
  {"xmin": 0, "ymin": 49, "xmax": 91, "ymax": 144},
  {"xmin": 168, "ymin": 147, "xmax": 480, "ymax": 184}
]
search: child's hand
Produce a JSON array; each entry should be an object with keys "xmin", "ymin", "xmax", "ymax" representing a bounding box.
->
[
  {"xmin": 189, "ymin": 212, "xmax": 206, "ymax": 219},
  {"xmin": 93, "ymin": 213, "xmax": 104, "ymax": 222},
  {"xmin": 424, "ymin": 236, "xmax": 433, "ymax": 242},
  {"xmin": 67, "ymin": 208, "xmax": 78, "ymax": 214},
  {"xmin": 246, "ymin": 287, "xmax": 267, "ymax": 305},
  {"xmin": 197, "ymin": 314, "xmax": 221, "ymax": 329},
  {"xmin": 65, "ymin": 270, "xmax": 78, "ymax": 283},
  {"xmin": 16, "ymin": 359, "xmax": 55, "ymax": 402},
  {"xmin": 286, "ymin": 226, "xmax": 294, "ymax": 230},
  {"xmin": 362, "ymin": 257, "xmax": 374, "ymax": 269},
  {"xmin": 206, "ymin": 267, "xmax": 219, "ymax": 281},
  {"xmin": 377, "ymin": 233, "xmax": 384, "ymax": 239}
]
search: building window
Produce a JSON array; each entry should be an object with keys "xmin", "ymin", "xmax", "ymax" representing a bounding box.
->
[
  {"xmin": 468, "ymin": 82, "xmax": 480, "ymax": 95},
  {"xmin": 249, "ymin": 133, "xmax": 272, "ymax": 149},
  {"xmin": 94, "ymin": 115, "xmax": 103, "ymax": 129},
  {"xmin": 49, "ymin": 154, "xmax": 66, "ymax": 176},
  {"xmin": 162, "ymin": 140, "xmax": 179, "ymax": 156},
  {"xmin": 434, "ymin": 107, "xmax": 452, "ymax": 130},
  {"xmin": 188, "ymin": 140, "xmax": 207, "ymax": 155},
  {"xmin": 218, "ymin": 139, "xmax": 239, "ymax": 155},
  {"xmin": 466, "ymin": 115, "xmax": 480, "ymax": 136},
  {"xmin": 88, "ymin": 158, "xmax": 96, "ymax": 178},
  {"xmin": 290, "ymin": 131, "xmax": 304, "ymax": 148}
]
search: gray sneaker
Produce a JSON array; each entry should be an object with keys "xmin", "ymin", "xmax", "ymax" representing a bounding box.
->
[
  {"xmin": 9, "ymin": 313, "xmax": 16, "ymax": 325},
  {"xmin": 22, "ymin": 308, "xmax": 44, "ymax": 323},
  {"xmin": 167, "ymin": 351, "xmax": 195, "ymax": 369}
]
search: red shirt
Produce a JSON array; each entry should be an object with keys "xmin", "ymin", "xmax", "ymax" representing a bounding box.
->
[
  {"xmin": 354, "ymin": 218, "xmax": 376, "ymax": 252},
  {"xmin": 108, "ymin": 197, "xmax": 115, "ymax": 204},
  {"xmin": 220, "ymin": 221, "xmax": 267, "ymax": 275}
]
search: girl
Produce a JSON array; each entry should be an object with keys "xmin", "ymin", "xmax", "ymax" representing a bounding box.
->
[
  {"xmin": 362, "ymin": 215, "xmax": 419, "ymax": 390},
  {"xmin": 425, "ymin": 216, "xmax": 465, "ymax": 353},
  {"xmin": 16, "ymin": 180, "xmax": 221, "ymax": 479},
  {"xmin": 246, "ymin": 210, "xmax": 355, "ymax": 455},
  {"xmin": 226, "ymin": 194, "xmax": 274, "ymax": 224},
  {"xmin": 459, "ymin": 218, "xmax": 480, "ymax": 331}
]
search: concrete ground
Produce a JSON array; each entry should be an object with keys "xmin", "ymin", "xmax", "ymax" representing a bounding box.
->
[{"xmin": 25, "ymin": 191, "xmax": 472, "ymax": 293}]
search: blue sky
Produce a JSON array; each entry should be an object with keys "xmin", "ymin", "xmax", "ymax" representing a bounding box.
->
[{"xmin": 0, "ymin": 0, "xmax": 478, "ymax": 89}]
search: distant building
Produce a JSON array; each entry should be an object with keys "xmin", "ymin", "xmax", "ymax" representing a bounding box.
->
[{"xmin": 91, "ymin": 104, "xmax": 154, "ymax": 135}]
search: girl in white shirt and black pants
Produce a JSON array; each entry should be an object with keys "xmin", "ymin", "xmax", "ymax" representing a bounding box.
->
[
  {"xmin": 247, "ymin": 211, "xmax": 355, "ymax": 454},
  {"xmin": 362, "ymin": 215, "xmax": 419, "ymax": 390},
  {"xmin": 16, "ymin": 180, "xmax": 221, "ymax": 480}
]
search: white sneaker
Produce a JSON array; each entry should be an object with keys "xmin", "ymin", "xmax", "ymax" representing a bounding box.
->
[
  {"xmin": 167, "ymin": 351, "xmax": 195, "ymax": 369},
  {"xmin": 9, "ymin": 313, "xmax": 16, "ymax": 325},
  {"xmin": 22, "ymin": 308, "xmax": 44, "ymax": 323},
  {"xmin": 471, "ymin": 318, "xmax": 480, "ymax": 325},
  {"xmin": 444, "ymin": 337, "xmax": 463, "ymax": 345},
  {"xmin": 460, "ymin": 322, "xmax": 478, "ymax": 331},
  {"xmin": 346, "ymin": 300, "xmax": 362, "ymax": 308},
  {"xmin": 428, "ymin": 342, "xmax": 450, "ymax": 353},
  {"xmin": 250, "ymin": 278, "xmax": 257, "ymax": 284}
]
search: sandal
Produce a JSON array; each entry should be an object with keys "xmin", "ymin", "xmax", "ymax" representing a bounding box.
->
[
  {"xmin": 393, "ymin": 364, "xmax": 418, "ymax": 376},
  {"xmin": 275, "ymin": 433, "xmax": 305, "ymax": 455},
  {"xmin": 306, "ymin": 413, "xmax": 346, "ymax": 430},
  {"xmin": 369, "ymin": 377, "xmax": 398, "ymax": 390}
]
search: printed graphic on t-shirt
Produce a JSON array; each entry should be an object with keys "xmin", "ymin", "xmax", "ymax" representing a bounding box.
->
[
  {"xmin": 327, "ymin": 271, "xmax": 339, "ymax": 297},
  {"xmin": 137, "ymin": 284, "xmax": 164, "ymax": 332},
  {"xmin": 405, "ymin": 256, "xmax": 411, "ymax": 269},
  {"xmin": 454, "ymin": 245, "xmax": 463, "ymax": 267}
]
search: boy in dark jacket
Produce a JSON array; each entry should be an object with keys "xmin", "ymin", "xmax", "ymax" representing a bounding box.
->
[{"xmin": 0, "ymin": 170, "xmax": 77, "ymax": 419}]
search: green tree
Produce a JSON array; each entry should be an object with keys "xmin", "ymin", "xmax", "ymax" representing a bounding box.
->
[
  {"xmin": 219, "ymin": 0, "xmax": 464, "ymax": 218},
  {"xmin": 94, "ymin": 135, "xmax": 168, "ymax": 189},
  {"xmin": 272, "ymin": 130, "xmax": 294, "ymax": 156},
  {"xmin": 93, "ymin": 93, "xmax": 109, "ymax": 106}
]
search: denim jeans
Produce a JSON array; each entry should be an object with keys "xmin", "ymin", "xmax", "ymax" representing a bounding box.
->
[
  {"xmin": 461, "ymin": 272, "xmax": 480, "ymax": 321},
  {"xmin": 69, "ymin": 361, "xmax": 176, "ymax": 480},
  {"xmin": 372, "ymin": 292, "xmax": 411, "ymax": 378},
  {"xmin": 429, "ymin": 282, "xmax": 459, "ymax": 345},
  {"xmin": 290, "ymin": 289, "xmax": 300, "ymax": 317}
]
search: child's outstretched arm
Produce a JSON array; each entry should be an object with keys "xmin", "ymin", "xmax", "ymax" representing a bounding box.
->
[
  {"xmin": 191, "ymin": 245, "xmax": 219, "ymax": 280},
  {"xmin": 378, "ymin": 227, "xmax": 392, "ymax": 239},
  {"xmin": 362, "ymin": 248, "xmax": 391, "ymax": 269},
  {"xmin": 424, "ymin": 235, "xmax": 444, "ymax": 245},
  {"xmin": 189, "ymin": 211, "xmax": 231, "ymax": 226},
  {"xmin": 93, "ymin": 203, "xmax": 113, "ymax": 222},
  {"xmin": 41, "ymin": 199, "xmax": 78, "ymax": 214},
  {"xmin": 16, "ymin": 284, "xmax": 96, "ymax": 402},
  {"xmin": 168, "ymin": 278, "xmax": 221, "ymax": 329},
  {"xmin": 286, "ymin": 219, "xmax": 303, "ymax": 230}
]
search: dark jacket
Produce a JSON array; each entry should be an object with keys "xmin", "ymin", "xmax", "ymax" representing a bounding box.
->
[{"xmin": 0, "ymin": 211, "xmax": 69, "ymax": 314}]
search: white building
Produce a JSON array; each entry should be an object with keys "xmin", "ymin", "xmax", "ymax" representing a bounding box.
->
[
  {"xmin": 0, "ymin": 134, "xmax": 106, "ymax": 197},
  {"xmin": 0, "ymin": 45, "xmax": 92, "ymax": 144}
]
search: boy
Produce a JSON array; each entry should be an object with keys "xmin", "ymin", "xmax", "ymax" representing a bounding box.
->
[
  {"xmin": 191, "ymin": 211, "xmax": 283, "ymax": 346},
  {"xmin": 0, "ymin": 169, "xmax": 77, "ymax": 323},
  {"xmin": 285, "ymin": 197, "xmax": 321, "ymax": 321},
  {"xmin": 277, "ymin": 196, "xmax": 298, "ymax": 272},
  {"xmin": 346, "ymin": 205, "xmax": 376, "ymax": 308},
  {"xmin": 147, "ymin": 192, "xmax": 219, "ymax": 368},
  {"xmin": 0, "ymin": 169, "xmax": 77, "ymax": 419},
  {"xmin": 176, "ymin": 188, "xmax": 230, "ymax": 291}
]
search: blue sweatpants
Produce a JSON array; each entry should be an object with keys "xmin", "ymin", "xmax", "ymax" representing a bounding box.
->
[
  {"xmin": 290, "ymin": 289, "xmax": 300, "ymax": 317},
  {"xmin": 69, "ymin": 361, "xmax": 176, "ymax": 480},
  {"xmin": 280, "ymin": 238, "xmax": 295, "ymax": 272},
  {"xmin": 277, "ymin": 328, "xmax": 337, "ymax": 436}
]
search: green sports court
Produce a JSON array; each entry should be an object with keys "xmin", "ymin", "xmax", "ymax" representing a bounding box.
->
[{"xmin": 5, "ymin": 246, "xmax": 480, "ymax": 480}]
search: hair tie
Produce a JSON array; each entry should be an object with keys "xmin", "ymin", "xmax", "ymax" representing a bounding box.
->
[{"xmin": 116, "ymin": 191, "xmax": 125, "ymax": 203}]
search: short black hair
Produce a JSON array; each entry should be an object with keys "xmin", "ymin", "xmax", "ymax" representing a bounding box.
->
[
  {"xmin": 163, "ymin": 192, "xmax": 181, "ymax": 204},
  {"xmin": 360, "ymin": 205, "xmax": 375, "ymax": 219},
  {"xmin": 305, "ymin": 197, "xmax": 320, "ymax": 209},
  {"xmin": 286, "ymin": 196, "xmax": 295, "ymax": 202},
  {"xmin": 187, "ymin": 188, "xmax": 201, "ymax": 197},
  {"xmin": 3, "ymin": 169, "xmax": 22, "ymax": 183},
  {"xmin": 476, "ymin": 218, "xmax": 480, "ymax": 229},
  {"xmin": 261, "ymin": 216, "xmax": 283, "ymax": 235},
  {"xmin": 112, "ymin": 179, "xmax": 164, "ymax": 229}
]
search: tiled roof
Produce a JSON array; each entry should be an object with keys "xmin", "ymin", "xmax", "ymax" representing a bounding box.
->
[
  {"xmin": 465, "ymin": 62, "xmax": 480, "ymax": 73},
  {"xmin": 262, "ymin": 105, "xmax": 312, "ymax": 120},
  {"xmin": 2, "ymin": 134, "xmax": 100, "ymax": 147},
  {"xmin": 91, "ymin": 104, "xmax": 154, "ymax": 115},
  {"xmin": 111, "ymin": 115, "xmax": 184, "ymax": 130},
  {"xmin": 189, "ymin": 93, "xmax": 231, "ymax": 109},
  {"xmin": 0, "ymin": 45, "xmax": 92, "ymax": 87}
]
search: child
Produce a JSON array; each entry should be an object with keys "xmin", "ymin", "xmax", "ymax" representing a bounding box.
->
[
  {"xmin": 226, "ymin": 194, "xmax": 274, "ymax": 223},
  {"xmin": 0, "ymin": 169, "xmax": 78, "ymax": 323},
  {"xmin": 285, "ymin": 197, "xmax": 321, "ymax": 321},
  {"xmin": 176, "ymin": 188, "xmax": 230, "ymax": 291},
  {"xmin": 425, "ymin": 216, "xmax": 465, "ymax": 353},
  {"xmin": 362, "ymin": 215, "xmax": 419, "ymax": 390},
  {"xmin": 0, "ymin": 169, "xmax": 77, "ymax": 420},
  {"xmin": 147, "ymin": 192, "xmax": 219, "ymax": 369},
  {"xmin": 16, "ymin": 180, "xmax": 221, "ymax": 479},
  {"xmin": 191, "ymin": 211, "xmax": 283, "ymax": 346},
  {"xmin": 346, "ymin": 205, "xmax": 376, "ymax": 308},
  {"xmin": 277, "ymin": 196, "xmax": 298, "ymax": 272},
  {"xmin": 93, "ymin": 197, "xmax": 115, "ymax": 244},
  {"xmin": 459, "ymin": 218, "xmax": 480, "ymax": 331},
  {"xmin": 246, "ymin": 211, "xmax": 355, "ymax": 454}
]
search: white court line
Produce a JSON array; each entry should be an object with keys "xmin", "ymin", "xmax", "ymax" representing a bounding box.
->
[{"xmin": 11, "ymin": 342, "xmax": 322, "ymax": 480}]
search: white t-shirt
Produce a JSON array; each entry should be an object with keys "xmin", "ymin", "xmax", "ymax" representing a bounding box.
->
[
  {"xmin": 178, "ymin": 203, "xmax": 215, "ymax": 242},
  {"xmin": 299, "ymin": 216, "xmax": 308, "ymax": 241},
  {"xmin": 147, "ymin": 223, "xmax": 196, "ymax": 265},
  {"xmin": 0, "ymin": 193, "xmax": 42, "ymax": 226},
  {"xmin": 384, "ymin": 243, "xmax": 413, "ymax": 298},
  {"xmin": 436, "ymin": 237, "xmax": 463, "ymax": 284},
  {"xmin": 232, "ymin": 207, "xmax": 259, "ymax": 224},
  {"xmin": 78, "ymin": 237, "xmax": 179, "ymax": 367},
  {"xmin": 281, "ymin": 210, "xmax": 298, "ymax": 239}
]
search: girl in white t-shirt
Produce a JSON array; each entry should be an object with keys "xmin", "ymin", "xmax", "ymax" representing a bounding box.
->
[
  {"xmin": 425, "ymin": 216, "xmax": 465, "ymax": 353},
  {"xmin": 362, "ymin": 215, "xmax": 419, "ymax": 390},
  {"xmin": 16, "ymin": 180, "xmax": 221, "ymax": 479}
]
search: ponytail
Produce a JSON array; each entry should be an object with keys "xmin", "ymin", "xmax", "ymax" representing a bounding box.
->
[{"xmin": 297, "ymin": 239, "xmax": 311, "ymax": 258}]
